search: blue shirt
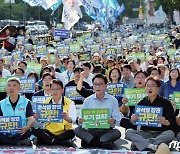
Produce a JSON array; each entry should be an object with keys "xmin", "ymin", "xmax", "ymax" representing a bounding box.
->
[
  {"xmin": 167, "ymin": 80, "xmax": 180, "ymax": 96},
  {"xmin": 82, "ymin": 92, "xmax": 121, "ymax": 126},
  {"xmin": 158, "ymin": 81, "xmax": 169, "ymax": 99}
]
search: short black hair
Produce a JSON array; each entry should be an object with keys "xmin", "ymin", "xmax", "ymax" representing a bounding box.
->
[
  {"xmin": 109, "ymin": 68, "xmax": 121, "ymax": 82},
  {"xmin": 15, "ymin": 67, "xmax": 25, "ymax": 74},
  {"xmin": 157, "ymin": 56, "xmax": 165, "ymax": 63},
  {"xmin": 121, "ymin": 64, "xmax": 132, "ymax": 71},
  {"xmin": 27, "ymin": 72, "xmax": 39, "ymax": 82},
  {"xmin": 149, "ymin": 67, "xmax": 161, "ymax": 76},
  {"xmin": 18, "ymin": 61, "xmax": 27, "ymax": 67},
  {"xmin": 67, "ymin": 59, "xmax": 75, "ymax": 66},
  {"xmin": 134, "ymin": 70, "xmax": 148, "ymax": 78},
  {"xmin": 42, "ymin": 72, "xmax": 55, "ymax": 80},
  {"xmin": 50, "ymin": 79, "xmax": 64, "ymax": 88},
  {"xmin": 82, "ymin": 62, "xmax": 91, "ymax": 69},
  {"xmin": 145, "ymin": 76, "xmax": 161, "ymax": 87},
  {"xmin": 169, "ymin": 67, "xmax": 180, "ymax": 81},
  {"xmin": 92, "ymin": 73, "xmax": 108, "ymax": 84},
  {"xmin": 73, "ymin": 67, "xmax": 83, "ymax": 73}
]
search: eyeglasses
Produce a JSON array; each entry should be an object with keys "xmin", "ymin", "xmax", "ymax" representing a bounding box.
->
[{"xmin": 93, "ymin": 83, "xmax": 105, "ymax": 87}]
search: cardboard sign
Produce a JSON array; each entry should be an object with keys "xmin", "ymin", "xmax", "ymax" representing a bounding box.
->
[
  {"xmin": 134, "ymin": 105, "xmax": 162, "ymax": 127},
  {"xmin": 65, "ymin": 86, "xmax": 83, "ymax": 100},
  {"xmin": 20, "ymin": 78, "xmax": 35, "ymax": 93},
  {"xmin": 36, "ymin": 103, "xmax": 63, "ymax": 122},
  {"xmin": 0, "ymin": 116, "xmax": 22, "ymax": 133},
  {"xmin": 82, "ymin": 108, "xmax": 110, "ymax": 129},
  {"xmin": 124, "ymin": 88, "xmax": 147, "ymax": 106}
]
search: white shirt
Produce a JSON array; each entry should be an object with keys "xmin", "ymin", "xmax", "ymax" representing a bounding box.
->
[
  {"xmin": 55, "ymin": 72, "xmax": 66, "ymax": 87},
  {"xmin": 2, "ymin": 68, "xmax": 11, "ymax": 78},
  {"xmin": 52, "ymin": 97, "xmax": 77, "ymax": 123},
  {"xmin": 62, "ymin": 70, "xmax": 74, "ymax": 86},
  {"xmin": 83, "ymin": 73, "xmax": 94, "ymax": 87}
]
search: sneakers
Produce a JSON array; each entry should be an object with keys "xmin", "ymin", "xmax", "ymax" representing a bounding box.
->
[
  {"xmin": 155, "ymin": 143, "xmax": 170, "ymax": 154},
  {"xmin": 17, "ymin": 138, "xmax": 32, "ymax": 146}
]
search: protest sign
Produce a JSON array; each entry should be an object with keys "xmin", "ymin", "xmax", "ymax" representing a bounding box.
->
[
  {"xmin": 36, "ymin": 45, "xmax": 47, "ymax": 57},
  {"xmin": 20, "ymin": 78, "xmax": 35, "ymax": 93},
  {"xmin": 124, "ymin": 88, "xmax": 147, "ymax": 106},
  {"xmin": 133, "ymin": 52, "xmax": 145, "ymax": 61},
  {"xmin": 79, "ymin": 51, "xmax": 91, "ymax": 61},
  {"xmin": 106, "ymin": 83, "xmax": 124, "ymax": 97},
  {"xmin": 26, "ymin": 62, "xmax": 42, "ymax": 74},
  {"xmin": 87, "ymin": 44, "xmax": 101, "ymax": 54},
  {"xmin": 104, "ymin": 46, "xmax": 117, "ymax": 58},
  {"xmin": 0, "ymin": 48, "xmax": 8, "ymax": 57},
  {"xmin": 167, "ymin": 49, "xmax": 176, "ymax": 61},
  {"xmin": 24, "ymin": 43, "xmax": 33, "ymax": 51},
  {"xmin": 7, "ymin": 37, "xmax": 16, "ymax": 45},
  {"xmin": 54, "ymin": 28, "xmax": 69, "ymax": 39},
  {"xmin": 56, "ymin": 46, "xmax": 70, "ymax": 56},
  {"xmin": 0, "ymin": 78, "xmax": 8, "ymax": 92},
  {"xmin": 0, "ymin": 116, "xmax": 22, "ymax": 133},
  {"xmin": 173, "ymin": 91, "xmax": 180, "ymax": 109},
  {"xmin": 134, "ymin": 105, "xmax": 162, "ymax": 127},
  {"xmin": 84, "ymin": 39, "xmax": 94, "ymax": 45},
  {"xmin": 36, "ymin": 103, "xmax": 63, "ymax": 122},
  {"xmin": 70, "ymin": 44, "xmax": 81, "ymax": 53},
  {"xmin": 82, "ymin": 108, "xmax": 110, "ymax": 129},
  {"xmin": 65, "ymin": 86, "xmax": 83, "ymax": 100},
  {"xmin": 31, "ymin": 96, "xmax": 50, "ymax": 113},
  {"xmin": 17, "ymin": 36, "xmax": 25, "ymax": 43},
  {"xmin": 12, "ymin": 50, "xmax": 23, "ymax": 61}
]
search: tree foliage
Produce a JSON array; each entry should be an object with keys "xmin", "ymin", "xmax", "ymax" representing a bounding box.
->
[{"xmin": 155, "ymin": 0, "xmax": 180, "ymax": 14}]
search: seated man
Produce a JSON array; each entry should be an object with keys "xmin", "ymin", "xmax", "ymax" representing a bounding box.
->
[
  {"xmin": 0, "ymin": 77, "xmax": 34, "ymax": 145},
  {"xmin": 74, "ymin": 74, "xmax": 121, "ymax": 149},
  {"xmin": 32, "ymin": 79, "xmax": 76, "ymax": 146},
  {"xmin": 125, "ymin": 76, "xmax": 175, "ymax": 152}
]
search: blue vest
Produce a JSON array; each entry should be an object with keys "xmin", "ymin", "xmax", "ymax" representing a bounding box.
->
[{"xmin": 0, "ymin": 95, "xmax": 29, "ymax": 127}]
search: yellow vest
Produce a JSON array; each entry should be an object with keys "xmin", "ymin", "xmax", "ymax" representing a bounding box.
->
[{"xmin": 44, "ymin": 96, "xmax": 73, "ymax": 136}]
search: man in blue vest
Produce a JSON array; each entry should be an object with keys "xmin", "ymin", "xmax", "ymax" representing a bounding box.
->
[{"xmin": 0, "ymin": 77, "xmax": 35, "ymax": 146}]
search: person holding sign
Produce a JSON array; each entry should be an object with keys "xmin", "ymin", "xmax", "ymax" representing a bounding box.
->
[
  {"xmin": 120, "ymin": 70, "xmax": 148, "ymax": 129},
  {"xmin": 167, "ymin": 68, "xmax": 180, "ymax": 99},
  {"xmin": 0, "ymin": 77, "xmax": 35, "ymax": 146},
  {"xmin": 32, "ymin": 79, "xmax": 76, "ymax": 146},
  {"xmin": 0, "ymin": 58, "xmax": 11, "ymax": 78},
  {"xmin": 125, "ymin": 76, "xmax": 175, "ymax": 152},
  {"xmin": 107, "ymin": 67, "xmax": 126, "ymax": 106},
  {"xmin": 74, "ymin": 74, "xmax": 121, "ymax": 149}
]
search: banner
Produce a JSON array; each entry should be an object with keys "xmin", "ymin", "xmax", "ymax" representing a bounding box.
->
[
  {"xmin": 36, "ymin": 103, "xmax": 63, "ymax": 122},
  {"xmin": 0, "ymin": 116, "xmax": 22, "ymax": 133},
  {"xmin": 106, "ymin": 83, "xmax": 124, "ymax": 97},
  {"xmin": 36, "ymin": 45, "xmax": 47, "ymax": 57},
  {"xmin": 24, "ymin": 43, "xmax": 33, "ymax": 51},
  {"xmin": 105, "ymin": 45, "xmax": 117, "ymax": 58},
  {"xmin": 173, "ymin": 91, "xmax": 180, "ymax": 109},
  {"xmin": 134, "ymin": 105, "xmax": 162, "ymax": 127},
  {"xmin": 82, "ymin": 108, "xmax": 110, "ymax": 129},
  {"xmin": 31, "ymin": 96, "xmax": 50, "ymax": 113},
  {"xmin": 56, "ymin": 46, "xmax": 70, "ymax": 56},
  {"xmin": 79, "ymin": 51, "xmax": 91, "ymax": 61},
  {"xmin": 11, "ymin": 50, "xmax": 23, "ymax": 61},
  {"xmin": 3, "ymin": 55, "xmax": 12, "ymax": 65},
  {"xmin": 65, "ymin": 86, "xmax": 83, "ymax": 100},
  {"xmin": 54, "ymin": 28, "xmax": 70, "ymax": 39},
  {"xmin": 0, "ymin": 48, "xmax": 8, "ymax": 58},
  {"xmin": 26, "ymin": 62, "xmax": 42, "ymax": 74},
  {"xmin": 0, "ymin": 78, "xmax": 8, "ymax": 92},
  {"xmin": 20, "ymin": 78, "xmax": 35, "ymax": 93},
  {"xmin": 124, "ymin": 88, "xmax": 147, "ymax": 106},
  {"xmin": 70, "ymin": 44, "xmax": 81, "ymax": 53}
]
